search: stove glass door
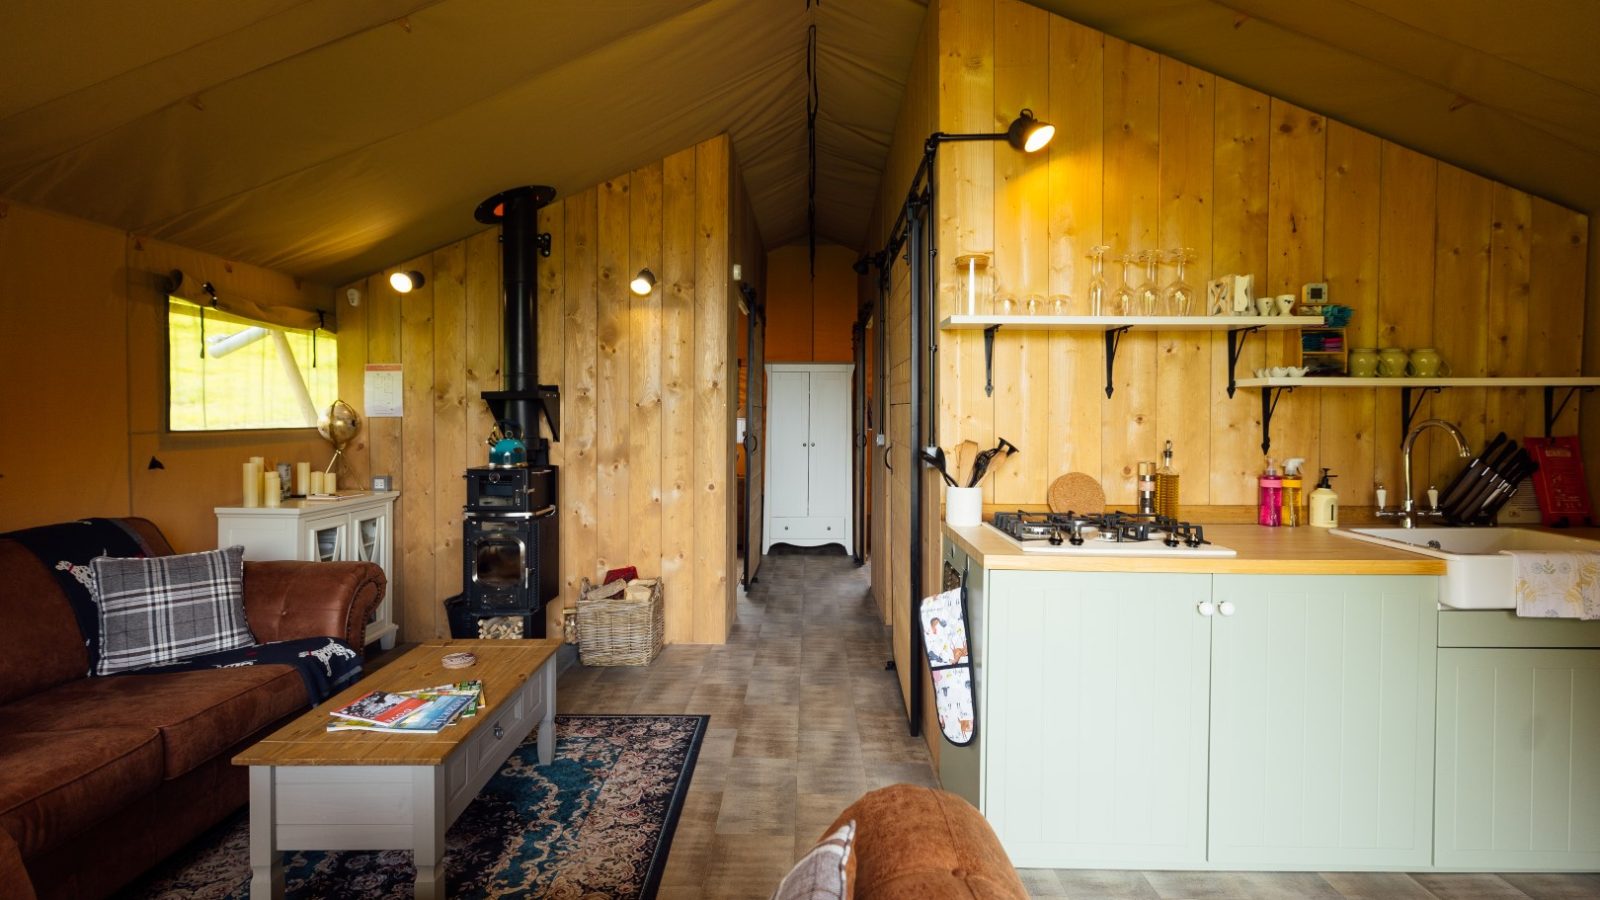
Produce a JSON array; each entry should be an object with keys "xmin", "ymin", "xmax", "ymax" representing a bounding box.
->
[{"xmin": 472, "ymin": 521, "xmax": 527, "ymax": 592}]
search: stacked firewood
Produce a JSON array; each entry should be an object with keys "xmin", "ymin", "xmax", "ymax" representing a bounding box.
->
[{"xmin": 477, "ymin": 616, "xmax": 524, "ymax": 640}]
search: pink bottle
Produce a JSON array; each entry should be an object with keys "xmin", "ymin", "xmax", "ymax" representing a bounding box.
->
[{"xmin": 1257, "ymin": 460, "xmax": 1283, "ymax": 527}]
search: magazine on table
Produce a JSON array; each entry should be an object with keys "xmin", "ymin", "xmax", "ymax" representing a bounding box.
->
[
  {"xmin": 325, "ymin": 681, "xmax": 484, "ymax": 733},
  {"xmin": 328, "ymin": 690, "xmax": 427, "ymax": 726},
  {"xmin": 327, "ymin": 693, "xmax": 475, "ymax": 733}
]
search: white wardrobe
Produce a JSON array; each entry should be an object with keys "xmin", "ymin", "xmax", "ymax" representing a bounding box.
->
[{"xmin": 763, "ymin": 363, "xmax": 853, "ymax": 553}]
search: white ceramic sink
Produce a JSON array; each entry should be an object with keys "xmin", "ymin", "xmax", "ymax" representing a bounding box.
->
[{"xmin": 1331, "ymin": 526, "xmax": 1600, "ymax": 609}]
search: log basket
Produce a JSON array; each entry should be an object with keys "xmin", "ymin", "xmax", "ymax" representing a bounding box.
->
[{"xmin": 576, "ymin": 577, "xmax": 664, "ymax": 666}]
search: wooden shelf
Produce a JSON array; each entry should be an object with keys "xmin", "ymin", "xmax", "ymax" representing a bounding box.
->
[
  {"xmin": 1236, "ymin": 376, "xmax": 1600, "ymax": 388},
  {"xmin": 939, "ymin": 314, "xmax": 1322, "ymax": 332},
  {"xmin": 1233, "ymin": 376, "xmax": 1600, "ymax": 454},
  {"xmin": 940, "ymin": 314, "xmax": 1324, "ymax": 398}
]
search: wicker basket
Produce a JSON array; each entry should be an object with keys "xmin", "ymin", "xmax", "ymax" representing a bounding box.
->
[{"xmin": 576, "ymin": 577, "xmax": 664, "ymax": 666}]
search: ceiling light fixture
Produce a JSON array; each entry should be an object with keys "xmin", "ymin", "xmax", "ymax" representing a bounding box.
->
[
  {"xmin": 629, "ymin": 268, "xmax": 657, "ymax": 296},
  {"xmin": 390, "ymin": 270, "xmax": 425, "ymax": 293}
]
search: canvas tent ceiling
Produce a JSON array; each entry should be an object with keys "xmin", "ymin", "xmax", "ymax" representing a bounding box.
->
[{"xmin": 0, "ymin": 0, "xmax": 1594, "ymax": 288}]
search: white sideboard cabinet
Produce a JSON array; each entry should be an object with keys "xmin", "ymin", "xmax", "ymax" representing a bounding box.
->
[{"xmin": 216, "ymin": 491, "xmax": 400, "ymax": 650}]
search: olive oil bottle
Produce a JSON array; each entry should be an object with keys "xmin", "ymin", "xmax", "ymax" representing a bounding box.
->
[{"xmin": 1155, "ymin": 440, "xmax": 1180, "ymax": 519}]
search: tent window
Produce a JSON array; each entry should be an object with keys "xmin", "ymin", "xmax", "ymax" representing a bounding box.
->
[{"xmin": 167, "ymin": 296, "xmax": 338, "ymax": 431}]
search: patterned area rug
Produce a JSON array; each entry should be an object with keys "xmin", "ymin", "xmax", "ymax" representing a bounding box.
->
[{"xmin": 130, "ymin": 714, "xmax": 707, "ymax": 900}]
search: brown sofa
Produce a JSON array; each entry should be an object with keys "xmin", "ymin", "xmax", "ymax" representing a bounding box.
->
[
  {"xmin": 826, "ymin": 785, "xmax": 1028, "ymax": 900},
  {"xmin": 0, "ymin": 517, "xmax": 385, "ymax": 900}
]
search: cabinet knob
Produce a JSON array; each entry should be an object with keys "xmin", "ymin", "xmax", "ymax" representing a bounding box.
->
[
  {"xmin": 1197, "ymin": 601, "xmax": 1215, "ymax": 617},
  {"xmin": 493, "ymin": 723, "xmax": 505, "ymax": 740},
  {"xmin": 1218, "ymin": 601, "xmax": 1236, "ymax": 617}
]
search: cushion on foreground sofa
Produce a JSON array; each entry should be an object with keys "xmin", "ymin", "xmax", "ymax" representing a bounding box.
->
[
  {"xmin": 823, "ymin": 784, "xmax": 1028, "ymax": 900},
  {"xmin": 0, "ymin": 517, "xmax": 385, "ymax": 900}
]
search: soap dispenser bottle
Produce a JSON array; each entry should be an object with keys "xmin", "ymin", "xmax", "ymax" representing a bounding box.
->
[{"xmin": 1310, "ymin": 468, "xmax": 1339, "ymax": 528}]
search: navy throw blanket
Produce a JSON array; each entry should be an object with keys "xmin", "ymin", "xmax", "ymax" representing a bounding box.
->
[
  {"xmin": 3, "ymin": 517, "xmax": 154, "ymax": 674},
  {"xmin": 137, "ymin": 637, "xmax": 362, "ymax": 706}
]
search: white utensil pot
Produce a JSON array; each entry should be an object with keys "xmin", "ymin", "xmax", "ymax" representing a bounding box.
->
[{"xmin": 946, "ymin": 486, "xmax": 983, "ymax": 526}]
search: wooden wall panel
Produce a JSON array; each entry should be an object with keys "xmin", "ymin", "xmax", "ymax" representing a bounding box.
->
[
  {"xmin": 693, "ymin": 136, "xmax": 732, "ymax": 643},
  {"xmin": 1100, "ymin": 38, "xmax": 1160, "ymax": 505},
  {"xmin": 336, "ymin": 277, "xmax": 373, "ymax": 490},
  {"xmin": 1155, "ymin": 58, "xmax": 1214, "ymax": 504},
  {"xmin": 329, "ymin": 136, "xmax": 743, "ymax": 644},
  {"xmin": 1208, "ymin": 80, "xmax": 1270, "ymax": 505},
  {"xmin": 398, "ymin": 254, "xmax": 436, "ymax": 639},
  {"xmin": 596, "ymin": 176, "xmax": 632, "ymax": 576},
  {"xmin": 895, "ymin": 0, "xmax": 1589, "ymax": 520},
  {"xmin": 1045, "ymin": 16, "xmax": 1103, "ymax": 484},
  {"xmin": 1320, "ymin": 122, "xmax": 1381, "ymax": 505},
  {"xmin": 661, "ymin": 147, "xmax": 698, "ymax": 644},
  {"xmin": 431, "ymin": 242, "xmax": 467, "ymax": 633}
]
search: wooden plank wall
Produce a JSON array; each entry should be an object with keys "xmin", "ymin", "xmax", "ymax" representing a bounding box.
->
[
  {"xmin": 336, "ymin": 134, "xmax": 746, "ymax": 644},
  {"xmin": 925, "ymin": 0, "xmax": 1588, "ymax": 510}
]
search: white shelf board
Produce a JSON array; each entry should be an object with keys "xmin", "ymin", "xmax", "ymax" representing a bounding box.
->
[
  {"xmin": 1234, "ymin": 376, "xmax": 1600, "ymax": 388},
  {"xmin": 939, "ymin": 314, "xmax": 1324, "ymax": 332}
]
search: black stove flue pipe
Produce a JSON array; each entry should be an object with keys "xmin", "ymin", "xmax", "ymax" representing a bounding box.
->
[{"xmin": 475, "ymin": 185, "xmax": 560, "ymax": 465}]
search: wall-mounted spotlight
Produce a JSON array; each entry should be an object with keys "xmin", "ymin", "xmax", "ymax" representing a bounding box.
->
[
  {"xmin": 629, "ymin": 268, "xmax": 657, "ymax": 296},
  {"xmin": 390, "ymin": 270, "xmax": 426, "ymax": 293},
  {"xmin": 1006, "ymin": 108, "xmax": 1055, "ymax": 153}
]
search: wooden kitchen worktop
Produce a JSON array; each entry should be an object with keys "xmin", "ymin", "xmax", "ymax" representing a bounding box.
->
[{"xmin": 945, "ymin": 522, "xmax": 1447, "ymax": 575}]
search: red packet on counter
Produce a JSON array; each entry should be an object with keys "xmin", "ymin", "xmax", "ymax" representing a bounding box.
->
[{"xmin": 1526, "ymin": 436, "xmax": 1593, "ymax": 527}]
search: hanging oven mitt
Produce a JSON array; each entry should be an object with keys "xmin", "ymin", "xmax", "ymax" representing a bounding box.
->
[{"xmin": 920, "ymin": 586, "xmax": 976, "ymax": 746}]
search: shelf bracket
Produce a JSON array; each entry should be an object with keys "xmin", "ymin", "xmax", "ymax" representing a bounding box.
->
[
  {"xmin": 982, "ymin": 324, "xmax": 1000, "ymax": 397},
  {"xmin": 1543, "ymin": 385, "xmax": 1593, "ymax": 437},
  {"xmin": 1225, "ymin": 326, "xmax": 1263, "ymax": 398},
  {"xmin": 1104, "ymin": 326, "xmax": 1132, "ymax": 398},
  {"xmin": 1259, "ymin": 386, "xmax": 1293, "ymax": 454},
  {"xmin": 1397, "ymin": 385, "xmax": 1442, "ymax": 446}
]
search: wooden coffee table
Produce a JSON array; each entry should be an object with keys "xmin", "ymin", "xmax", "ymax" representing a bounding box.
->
[{"xmin": 234, "ymin": 639, "xmax": 560, "ymax": 899}]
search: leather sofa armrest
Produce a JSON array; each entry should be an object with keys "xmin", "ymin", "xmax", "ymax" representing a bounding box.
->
[
  {"xmin": 824, "ymin": 784, "xmax": 1027, "ymax": 900},
  {"xmin": 0, "ymin": 828, "xmax": 37, "ymax": 900},
  {"xmin": 242, "ymin": 561, "xmax": 386, "ymax": 657}
]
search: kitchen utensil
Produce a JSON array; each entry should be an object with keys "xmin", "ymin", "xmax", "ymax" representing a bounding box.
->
[
  {"xmin": 955, "ymin": 440, "xmax": 979, "ymax": 488},
  {"xmin": 1445, "ymin": 438, "xmax": 1519, "ymax": 523},
  {"xmin": 966, "ymin": 437, "xmax": 1019, "ymax": 487},
  {"xmin": 1437, "ymin": 431, "xmax": 1505, "ymax": 512},
  {"xmin": 1048, "ymin": 473, "xmax": 1106, "ymax": 514},
  {"xmin": 922, "ymin": 446, "xmax": 958, "ymax": 487},
  {"xmin": 1463, "ymin": 450, "xmax": 1536, "ymax": 524}
]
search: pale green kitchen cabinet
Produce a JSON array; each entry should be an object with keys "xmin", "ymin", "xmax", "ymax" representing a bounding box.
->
[
  {"xmin": 983, "ymin": 571, "xmax": 1212, "ymax": 868},
  {"xmin": 1209, "ymin": 575, "xmax": 1438, "ymax": 869},
  {"xmin": 1435, "ymin": 647, "xmax": 1600, "ymax": 870}
]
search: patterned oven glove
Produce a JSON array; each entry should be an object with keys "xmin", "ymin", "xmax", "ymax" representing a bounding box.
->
[{"xmin": 920, "ymin": 586, "xmax": 976, "ymax": 746}]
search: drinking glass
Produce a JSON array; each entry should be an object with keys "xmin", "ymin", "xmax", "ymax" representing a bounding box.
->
[
  {"xmin": 1111, "ymin": 255, "xmax": 1137, "ymax": 315},
  {"xmin": 1135, "ymin": 251, "xmax": 1161, "ymax": 316},
  {"xmin": 1049, "ymin": 294, "xmax": 1070, "ymax": 316},
  {"xmin": 1087, "ymin": 245, "xmax": 1111, "ymax": 316},
  {"xmin": 1162, "ymin": 248, "xmax": 1195, "ymax": 316}
]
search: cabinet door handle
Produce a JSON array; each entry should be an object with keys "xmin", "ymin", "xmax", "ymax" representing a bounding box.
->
[
  {"xmin": 1197, "ymin": 601, "xmax": 1216, "ymax": 617},
  {"xmin": 1218, "ymin": 600, "xmax": 1236, "ymax": 617}
]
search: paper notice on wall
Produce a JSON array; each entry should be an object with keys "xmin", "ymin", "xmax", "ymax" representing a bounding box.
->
[{"xmin": 364, "ymin": 364, "xmax": 403, "ymax": 417}]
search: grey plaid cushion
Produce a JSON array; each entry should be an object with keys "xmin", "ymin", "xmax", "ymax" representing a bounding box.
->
[{"xmin": 91, "ymin": 545, "xmax": 255, "ymax": 675}]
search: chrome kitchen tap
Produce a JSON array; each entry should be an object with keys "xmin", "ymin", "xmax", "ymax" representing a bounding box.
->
[{"xmin": 1391, "ymin": 419, "xmax": 1471, "ymax": 527}]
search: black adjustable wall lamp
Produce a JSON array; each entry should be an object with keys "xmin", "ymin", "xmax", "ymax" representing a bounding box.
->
[{"xmin": 865, "ymin": 108, "xmax": 1054, "ymax": 738}]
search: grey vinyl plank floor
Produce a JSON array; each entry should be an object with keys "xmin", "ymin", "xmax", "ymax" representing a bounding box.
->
[{"xmin": 552, "ymin": 547, "xmax": 1600, "ymax": 900}]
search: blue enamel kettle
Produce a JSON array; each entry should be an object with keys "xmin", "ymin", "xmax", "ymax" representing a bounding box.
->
[{"xmin": 487, "ymin": 421, "xmax": 527, "ymax": 468}]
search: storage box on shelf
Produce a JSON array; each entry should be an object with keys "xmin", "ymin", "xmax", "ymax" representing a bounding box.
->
[{"xmin": 1295, "ymin": 325, "xmax": 1346, "ymax": 376}]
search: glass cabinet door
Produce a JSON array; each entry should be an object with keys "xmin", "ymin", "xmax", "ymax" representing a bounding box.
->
[
  {"xmin": 305, "ymin": 520, "xmax": 346, "ymax": 563},
  {"xmin": 352, "ymin": 513, "xmax": 385, "ymax": 568}
]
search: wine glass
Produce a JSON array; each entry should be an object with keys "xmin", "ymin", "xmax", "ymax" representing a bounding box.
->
[
  {"xmin": 1087, "ymin": 245, "xmax": 1111, "ymax": 316},
  {"xmin": 1048, "ymin": 294, "xmax": 1070, "ymax": 316},
  {"xmin": 1135, "ymin": 251, "xmax": 1161, "ymax": 316},
  {"xmin": 1162, "ymin": 248, "xmax": 1196, "ymax": 316},
  {"xmin": 1111, "ymin": 254, "xmax": 1137, "ymax": 315}
]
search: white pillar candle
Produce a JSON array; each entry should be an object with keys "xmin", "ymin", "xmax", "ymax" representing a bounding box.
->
[
  {"xmin": 296, "ymin": 461, "xmax": 311, "ymax": 496},
  {"xmin": 242, "ymin": 462, "xmax": 261, "ymax": 507},
  {"xmin": 309, "ymin": 471, "xmax": 325, "ymax": 496},
  {"xmin": 263, "ymin": 472, "xmax": 281, "ymax": 507},
  {"xmin": 324, "ymin": 472, "xmax": 337, "ymax": 494}
]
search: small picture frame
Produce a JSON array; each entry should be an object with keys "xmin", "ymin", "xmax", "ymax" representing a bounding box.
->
[{"xmin": 372, "ymin": 475, "xmax": 393, "ymax": 491}]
